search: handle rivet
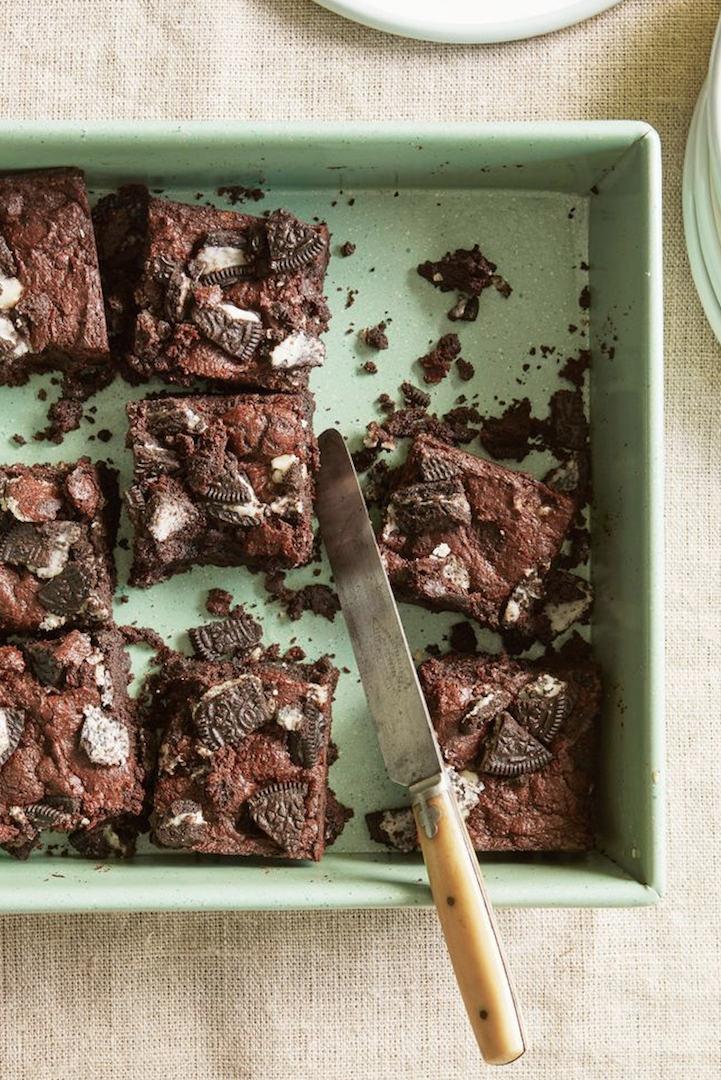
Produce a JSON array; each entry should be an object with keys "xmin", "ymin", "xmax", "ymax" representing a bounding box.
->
[
  {"xmin": 479, "ymin": 1010, "xmax": 489, "ymax": 1021},
  {"xmin": 446, "ymin": 896, "xmax": 455, "ymax": 906}
]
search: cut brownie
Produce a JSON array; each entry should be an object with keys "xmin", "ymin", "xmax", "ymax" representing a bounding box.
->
[
  {"xmin": 0, "ymin": 458, "xmax": 118, "ymax": 635},
  {"xmin": 367, "ymin": 649, "xmax": 600, "ymax": 853},
  {"xmin": 0, "ymin": 168, "xmax": 108, "ymax": 384},
  {"xmin": 146, "ymin": 646, "xmax": 339, "ymax": 859},
  {"xmin": 0, "ymin": 629, "xmax": 146, "ymax": 858},
  {"xmin": 125, "ymin": 392, "xmax": 317, "ymax": 587},
  {"xmin": 378, "ymin": 435, "xmax": 574, "ymax": 632},
  {"xmin": 93, "ymin": 190, "xmax": 330, "ymax": 391}
]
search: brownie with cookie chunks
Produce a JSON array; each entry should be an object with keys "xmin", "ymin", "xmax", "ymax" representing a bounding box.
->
[
  {"xmin": 367, "ymin": 649, "xmax": 600, "ymax": 853},
  {"xmin": 0, "ymin": 629, "xmax": 146, "ymax": 859},
  {"xmin": 0, "ymin": 458, "xmax": 118, "ymax": 635},
  {"xmin": 0, "ymin": 168, "xmax": 109, "ymax": 385},
  {"xmin": 378, "ymin": 435, "xmax": 574, "ymax": 632},
  {"xmin": 146, "ymin": 646, "xmax": 339, "ymax": 859},
  {"xmin": 93, "ymin": 189, "xmax": 330, "ymax": 391},
  {"xmin": 125, "ymin": 392, "xmax": 317, "ymax": 587}
]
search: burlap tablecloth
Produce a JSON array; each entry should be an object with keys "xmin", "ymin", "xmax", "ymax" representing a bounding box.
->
[{"xmin": 0, "ymin": 0, "xmax": 719, "ymax": 1076}]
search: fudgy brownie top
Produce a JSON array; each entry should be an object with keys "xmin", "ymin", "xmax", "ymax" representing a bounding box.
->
[
  {"xmin": 125, "ymin": 392, "xmax": 318, "ymax": 586},
  {"xmin": 93, "ymin": 192, "xmax": 331, "ymax": 391},
  {"xmin": 0, "ymin": 629, "xmax": 145, "ymax": 858},
  {"xmin": 0, "ymin": 167, "xmax": 108, "ymax": 381},
  {"xmin": 0, "ymin": 458, "xmax": 118, "ymax": 635},
  {"xmin": 378, "ymin": 435, "xmax": 575, "ymax": 632},
  {"xmin": 146, "ymin": 648, "xmax": 339, "ymax": 860},
  {"xmin": 367, "ymin": 649, "xmax": 600, "ymax": 853}
]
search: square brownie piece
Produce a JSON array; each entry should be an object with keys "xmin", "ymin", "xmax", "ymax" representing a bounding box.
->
[
  {"xmin": 0, "ymin": 458, "xmax": 118, "ymax": 635},
  {"xmin": 125, "ymin": 392, "xmax": 317, "ymax": 587},
  {"xmin": 367, "ymin": 648, "xmax": 600, "ymax": 853},
  {"xmin": 378, "ymin": 435, "xmax": 575, "ymax": 632},
  {"xmin": 0, "ymin": 168, "xmax": 109, "ymax": 384},
  {"xmin": 147, "ymin": 646, "xmax": 339, "ymax": 860},
  {"xmin": 0, "ymin": 629, "xmax": 146, "ymax": 858},
  {"xmin": 93, "ymin": 189, "xmax": 330, "ymax": 391}
]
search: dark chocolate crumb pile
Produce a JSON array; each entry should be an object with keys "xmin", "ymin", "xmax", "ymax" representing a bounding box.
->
[
  {"xmin": 263, "ymin": 571, "xmax": 341, "ymax": 622},
  {"xmin": 418, "ymin": 244, "xmax": 511, "ymax": 323},
  {"xmin": 205, "ymin": 588, "xmax": 233, "ymax": 618},
  {"xmin": 360, "ymin": 322, "xmax": 389, "ymax": 351},
  {"xmin": 339, "ymin": 241, "xmax": 356, "ymax": 257},
  {"xmin": 216, "ymin": 184, "xmax": 264, "ymax": 204},
  {"xmin": 418, "ymin": 333, "xmax": 461, "ymax": 385}
]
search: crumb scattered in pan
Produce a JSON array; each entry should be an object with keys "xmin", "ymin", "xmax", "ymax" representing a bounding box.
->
[
  {"xmin": 263, "ymin": 571, "xmax": 341, "ymax": 622},
  {"xmin": 362, "ymin": 361, "xmax": 378, "ymax": 374},
  {"xmin": 339, "ymin": 241, "xmax": 356, "ymax": 257},
  {"xmin": 205, "ymin": 588, "xmax": 233, "ymax": 617},
  {"xmin": 216, "ymin": 184, "xmax": 264, "ymax": 204},
  {"xmin": 360, "ymin": 322, "xmax": 389, "ymax": 350},
  {"xmin": 418, "ymin": 333, "xmax": 461, "ymax": 384},
  {"xmin": 400, "ymin": 381, "xmax": 431, "ymax": 408},
  {"xmin": 455, "ymin": 357, "xmax": 475, "ymax": 382}
]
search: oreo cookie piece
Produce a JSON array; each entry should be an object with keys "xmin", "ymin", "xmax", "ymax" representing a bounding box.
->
[
  {"xmin": 390, "ymin": 479, "xmax": 471, "ymax": 533},
  {"xmin": 37, "ymin": 564, "xmax": 90, "ymax": 617},
  {"xmin": 24, "ymin": 796, "xmax": 82, "ymax": 830},
  {"xmin": 265, "ymin": 210, "xmax": 325, "ymax": 274},
  {"xmin": 287, "ymin": 704, "xmax": 327, "ymax": 768},
  {"xmin": 248, "ymin": 781, "xmax": 308, "ymax": 855},
  {"xmin": 0, "ymin": 706, "xmax": 24, "ymax": 767},
  {"xmin": 0, "ymin": 522, "xmax": 44, "ymax": 567},
  {"xmin": 154, "ymin": 799, "xmax": 207, "ymax": 849},
  {"xmin": 0, "ymin": 232, "xmax": 18, "ymax": 277},
  {"xmin": 24, "ymin": 643, "xmax": 64, "ymax": 687},
  {"xmin": 194, "ymin": 228, "xmax": 263, "ymax": 284},
  {"xmin": 479, "ymin": 713, "xmax": 553, "ymax": 778},
  {"xmin": 164, "ymin": 266, "xmax": 192, "ymax": 322},
  {"xmin": 68, "ymin": 816, "xmax": 139, "ymax": 859},
  {"xmin": 512, "ymin": 675, "xmax": 574, "ymax": 746},
  {"xmin": 193, "ymin": 676, "xmax": 268, "ymax": 749},
  {"xmin": 550, "ymin": 389, "xmax": 589, "ymax": 451},
  {"xmin": 417, "ymin": 453, "xmax": 462, "ymax": 482},
  {"xmin": 191, "ymin": 302, "xmax": 263, "ymax": 361},
  {"xmin": 460, "ymin": 688, "xmax": 513, "ymax": 734},
  {"xmin": 188, "ymin": 607, "xmax": 263, "ymax": 661}
]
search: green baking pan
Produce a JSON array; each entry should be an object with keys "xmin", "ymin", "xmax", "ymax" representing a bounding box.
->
[{"xmin": 0, "ymin": 122, "xmax": 664, "ymax": 911}]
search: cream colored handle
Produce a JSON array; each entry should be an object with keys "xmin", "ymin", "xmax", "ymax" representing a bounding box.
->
[{"xmin": 413, "ymin": 787, "xmax": 526, "ymax": 1066}]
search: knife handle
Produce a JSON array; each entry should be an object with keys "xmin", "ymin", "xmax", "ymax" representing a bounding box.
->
[{"xmin": 412, "ymin": 784, "xmax": 526, "ymax": 1066}]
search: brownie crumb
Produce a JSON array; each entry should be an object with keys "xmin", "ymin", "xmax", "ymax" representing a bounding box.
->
[
  {"xmin": 419, "ymin": 333, "xmax": 461, "ymax": 385},
  {"xmin": 363, "ymin": 459, "xmax": 396, "ymax": 507},
  {"xmin": 96, "ymin": 429, "xmax": 113, "ymax": 443},
  {"xmin": 346, "ymin": 289, "xmax": 358, "ymax": 309},
  {"xmin": 400, "ymin": 381, "xmax": 431, "ymax": 408},
  {"xmin": 119, "ymin": 624, "xmax": 168, "ymax": 655},
  {"xmin": 37, "ymin": 388, "xmax": 48, "ymax": 402},
  {"xmin": 480, "ymin": 399, "xmax": 538, "ymax": 461},
  {"xmin": 283, "ymin": 645, "xmax": 307, "ymax": 662},
  {"xmin": 11, "ymin": 434, "xmax": 26, "ymax": 446},
  {"xmin": 362, "ymin": 361, "xmax": 378, "ymax": 374},
  {"xmin": 360, "ymin": 322, "xmax": 389, "ymax": 351},
  {"xmin": 206, "ymin": 588, "xmax": 233, "ymax": 617},
  {"xmin": 418, "ymin": 245, "xmax": 511, "ymax": 300},
  {"xmin": 579, "ymin": 285, "xmax": 591, "ymax": 310},
  {"xmin": 340, "ymin": 241, "xmax": 356, "ymax": 257},
  {"xmin": 456, "ymin": 357, "xmax": 475, "ymax": 382},
  {"xmin": 448, "ymin": 295, "xmax": 480, "ymax": 323},
  {"xmin": 264, "ymin": 571, "xmax": 341, "ymax": 622},
  {"xmin": 217, "ymin": 184, "xmax": 264, "ymax": 204},
  {"xmin": 559, "ymin": 350, "xmax": 591, "ymax": 388},
  {"xmin": 377, "ymin": 393, "xmax": 395, "ymax": 414},
  {"xmin": 448, "ymin": 622, "xmax": 477, "ymax": 653}
]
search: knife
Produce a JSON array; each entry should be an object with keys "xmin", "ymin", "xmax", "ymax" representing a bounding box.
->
[{"xmin": 316, "ymin": 428, "xmax": 526, "ymax": 1067}]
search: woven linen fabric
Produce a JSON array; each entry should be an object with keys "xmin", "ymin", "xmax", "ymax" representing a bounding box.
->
[{"xmin": 0, "ymin": 0, "xmax": 719, "ymax": 1076}]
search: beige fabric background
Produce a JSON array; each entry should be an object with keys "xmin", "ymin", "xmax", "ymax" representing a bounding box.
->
[{"xmin": 0, "ymin": 0, "xmax": 719, "ymax": 1076}]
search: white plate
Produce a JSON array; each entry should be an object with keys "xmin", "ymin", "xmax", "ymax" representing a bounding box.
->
[
  {"xmin": 683, "ymin": 86, "xmax": 721, "ymax": 343},
  {"xmin": 312, "ymin": 0, "xmax": 624, "ymax": 44}
]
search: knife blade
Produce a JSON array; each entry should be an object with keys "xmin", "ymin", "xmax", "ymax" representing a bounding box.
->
[
  {"xmin": 315, "ymin": 428, "xmax": 526, "ymax": 1067},
  {"xmin": 314, "ymin": 429, "xmax": 442, "ymax": 790}
]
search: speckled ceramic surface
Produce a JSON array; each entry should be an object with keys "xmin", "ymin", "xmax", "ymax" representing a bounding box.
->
[{"xmin": 0, "ymin": 122, "xmax": 663, "ymax": 910}]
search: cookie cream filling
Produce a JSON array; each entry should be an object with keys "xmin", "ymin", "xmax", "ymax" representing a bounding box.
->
[
  {"xmin": 269, "ymin": 331, "xmax": 325, "ymax": 370},
  {"xmin": 0, "ymin": 274, "xmax": 23, "ymax": 311},
  {"xmin": 166, "ymin": 807, "xmax": 205, "ymax": 829},
  {"xmin": 276, "ymin": 704, "xmax": 305, "ymax": 731},
  {"xmin": 79, "ymin": 706, "xmax": 130, "ymax": 768},
  {"xmin": 147, "ymin": 493, "xmax": 197, "ymax": 543},
  {"xmin": 219, "ymin": 302, "xmax": 261, "ymax": 323},
  {"xmin": 270, "ymin": 454, "xmax": 299, "ymax": 484},
  {"xmin": 0, "ymin": 315, "xmax": 28, "ymax": 358},
  {"xmin": 196, "ymin": 245, "xmax": 251, "ymax": 275}
]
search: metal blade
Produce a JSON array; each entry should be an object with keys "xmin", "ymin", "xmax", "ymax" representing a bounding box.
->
[{"xmin": 315, "ymin": 428, "xmax": 444, "ymax": 789}]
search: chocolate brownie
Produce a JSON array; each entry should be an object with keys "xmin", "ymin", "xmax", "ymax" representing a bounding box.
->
[
  {"xmin": 0, "ymin": 629, "xmax": 145, "ymax": 858},
  {"xmin": 367, "ymin": 650, "xmax": 600, "ymax": 853},
  {"xmin": 93, "ymin": 189, "xmax": 330, "ymax": 390},
  {"xmin": 125, "ymin": 392, "xmax": 318, "ymax": 587},
  {"xmin": 378, "ymin": 435, "xmax": 575, "ymax": 632},
  {"xmin": 0, "ymin": 459, "xmax": 118, "ymax": 635},
  {"xmin": 146, "ymin": 647, "xmax": 339, "ymax": 859},
  {"xmin": 0, "ymin": 168, "xmax": 108, "ymax": 385}
]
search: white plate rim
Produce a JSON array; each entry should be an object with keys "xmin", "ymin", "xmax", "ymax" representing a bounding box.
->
[
  {"xmin": 311, "ymin": 0, "xmax": 624, "ymax": 44},
  {"xmin": 683, "ymin": 86, "xmax": 721, "ymax": 343}
]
